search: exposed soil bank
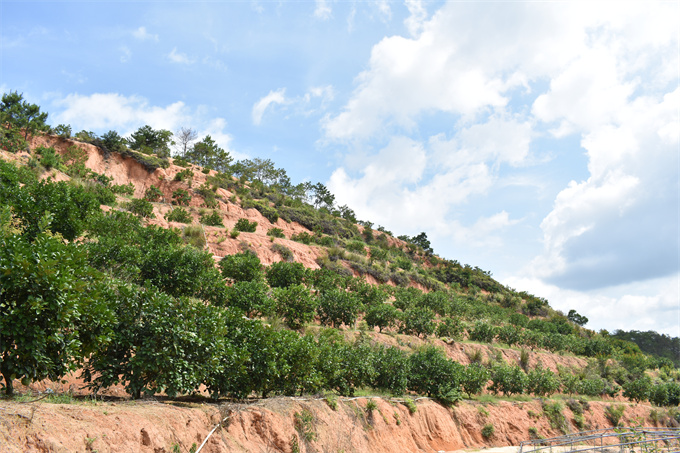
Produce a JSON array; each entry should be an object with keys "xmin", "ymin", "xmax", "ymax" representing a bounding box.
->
[{"xmin": 0, "ymin": 396, "xmax": 659, "ymax": 453}]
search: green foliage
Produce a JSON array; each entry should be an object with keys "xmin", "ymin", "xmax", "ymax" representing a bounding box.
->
[
  {"xmin": 461, "ymin": 362, "xmax": 490, "ymax": 397},
  {"xmin": 185, "ymin": 135, "xmax": 232, "ymax": 172},
  {"xmin": 195, "ymin": 182, "xmax": 218, "ymax": 208},
  {"xmin": 0, "ymin": 231, "xmax": 111, "ymax": 395},
  {"xmin": 622, "ymin": 374, "xmax": 652, "ymax": 403},
  {"xmin": 604, "ymin": 404, "xmax": 625, "ymax": 427},
  {"xmin": 199, "ymin": 210, "xmax": 224, "ymax": 227},
  {"xmin": 291, "ymin": 231, "xmax": 314, "ymax": 244},
  {"xmin": 481, "ymin": 423, "xmax": 495, "ymax": 439},
  {"xmin": 266, "ymin": 261, "xmax": 306, "ymax": 288},
  {"xmin": 403, "ymin": 397, "xmax": 417, "ymax": 414},
  {"xmin": 489, "ymin": 364, "xmax": 527, "ymax": 396},
  {"xmin": 469, "ymin": 321, "xmax": 497, "ymax": 344},
  {"xmin": 400, "ymin": 307, "xmax": 436, "ymax": 338},
  {"xmin": 126, "ymin": 198, "xmax": 155, "ymax": 218},
  {"xmin": 567, "ymin": 309, "xmax": 588, "ymax": 327},
  {"xmin": 267, "ymin": 227, "xmax": 285, "ymax": 238},
  {"xmin": 172, "ymin": 188, "xmax": 191, "ymax": 206},
  {"xmin": 111, "ymin": 182, "xmax": 135, "ymax": 195},
  {"xmin": 317, "ymin": 288, "xmax": 361, "ymax": 328},
  {"xmin": 84, "ymin": 283, "xmax": 226, "ymax": 398},
  {"xmin": 127, "ymin": 125, "xmax": 173, "ymax": 158},
  {"xmin": 120, "ymin": 147, "xmax": 170, "ymax": 171},
  {"xmin": 526, "ymin": 364, "xmax": 560, "ymax": 397},
  {"xmin": 365, "ymin": 303, "xmax": 399, "ymax": 332},
  {"xmin": 271, "ymin": 243, "xmax": 294, "ymax": 262},
  {"xmin": 273, "ymin": 284, "xmax": 316, "ymax": 330},
  {"xmin": 610, "ymin": 329, "xmax": 680, "ymax": 367},
  {"xmin": 294, "ymin": 409, "xmax": 317, "ymax": 443},
  {"xmin": 0, "ymin": 91, "xmax": 49, "ymax": 141},
  {"xmin": 372, "ymin": 345, "xmax": 410, "ymax": 395},
  {"xmin": 220, "ymin": 251, "xmax": 263, "ymax": 283},
  {"xmin": 542, "ymin": 401, "xmax": 569, "ymax": 434},
  {"xmin": 226, "ymin": 280, "xmax": 272, "ymax": 316},
  {"xmin": 497, "ymin": 325, "xmax": 523, "ymax": 347},
  {"xmin": 408, "ymin": 346, "xmax": 463, "ymax": 404},
  {"xmin": 174, "ymin": 168, "xmax": 194, "ymax": 182},
  {"xmin": 165, "ymin": 207, "xmax": 192, "ymax": 224},
  {"xmin": 650, "ymin": 382, "xmax": 680, "ymax": 407},
  {"xmin": 36, "ymin": 146, "xmax": 63, "ymax": 170},
  {"xmin": 144, "ymin": 185, "xmax": 163, "ymax": 202},
  {"xmin": 183, "ymin": 225, "xmax": 206, "ymax": 249},
  {"xmin": 234, "ymin": 217, "xmax": 257, "ymax": 232},
  {"xmin": 53, "ymin": 123, "xmax": 71, "ymax": 138},
  {"xmin": 345, "ymin": 240, "xmax": 367, "ymax": 254}
]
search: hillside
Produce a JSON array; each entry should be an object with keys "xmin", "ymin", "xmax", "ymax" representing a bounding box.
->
[{"xmin": 1, "ymin": 96, "xmax": 679, "ymax": 452}]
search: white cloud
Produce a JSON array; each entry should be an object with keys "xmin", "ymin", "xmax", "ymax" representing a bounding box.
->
[
  {"xmin": 404, "ymin": 0, "xmax": 427, "ymax": 37},
  {"xmin": 252, "ymin": 89, "xmax": 287, "ymax": 125},
  {"xmin": 505, "ymin": 275, "xmax": 680, "ymax": 337},
  {"xmin": 50, "ymin": 92, "xmax": 235, "ymax": 155},
  {"xmin": 132, "ymin": 26, "xmax": 158, "ymax": 42},
  {"xmin": 168, "ymin": 47, "xmax": 194, "ymax": 65},
  {"xmin": 314, "ymin": 0, "xmax": 332, "ymax": 20},
  {"xmin": 119, "ymin": 46, "xmax": 131, "ymax": 63}
]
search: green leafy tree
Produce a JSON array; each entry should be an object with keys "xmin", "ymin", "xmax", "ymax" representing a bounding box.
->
[
  {"xmin": 469, "ymin": 321, "xmax": 497, "ymax": 344},
  {"xmin": 144, "ymin": 185, "xmax": 163, "ymax": 202},
  {"xmin": 172, "ymin": 188, "xmax": 191, "ymax": 206},
  {"xmin": 622, "ymin": 375, "xmax": 652, "ymax": 403},
  {"xmin": 273, "ymin": 284, "xmax": 317, "ymax": 330},
  {"xmin": 408, "ymin": 346, "xmax": 464, "ymax": 405},
  {"xmin": 526, "ymin": 364, "xmax": 560, "ymax": 397},
  {"xmin": 461, "ymin": 362, "xmax": 490, "ymax": 397},
  {"xmin": 372, "ymin": 346, "xmax": 410, "ymax": 395},
  {"xmin": 0, "ymin": 91, "xmax": 49, "ymax": 141},
  {"xmin": 234, "ymin": 217, "xmax": 258, "ymax": 232},
  {"xmin": 400, "ymin": 307, "xmax": 436, "ymax": 338},
  {"xmin": 220, "ymin": 251, "xmax": 263, "ymax": 283},
  {"xmin": 127, "ymin": 125, "xmax": 174, "ymax": 158},
  {"xmin": 84, "ymin": 283, "xmax": 226, "ymax": 398},
  {"xmin": 266, "ymin": 261, "xmax": 307, "ymax": 288},
  {"xmin": 317, "ymin": 288, "xmax": 361, "ymax": 328},
  {"xmin": 226, "ymin": 280, "xmax": 273, "ymax": 317},
  {"xmin": 0, "ymin": 230, "xmax": 111, "ymax": 395},
  {"xmin": 365, "ymin": 303, "xmax": 399, "ymax": 333},
  {"xmin": 489, "ymin": 364, "xmax": 528, "ymax": 396},
  {"xmin": 185, "ymin": 135, "xmax": 232, "ymax": 172},
  {"xmin": 567, "ymin": 309, "xmax": 588, "ymax": 327}
]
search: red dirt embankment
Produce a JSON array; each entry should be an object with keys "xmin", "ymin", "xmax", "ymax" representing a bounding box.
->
[{"xmin": 0, "ymin": 396, "xmax": 660, "ymax": 453}]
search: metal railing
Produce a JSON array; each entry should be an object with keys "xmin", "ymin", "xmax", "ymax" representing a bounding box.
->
[{"xmin": 518, "ymin": 427, "xmax": 680, "ymax": 453}]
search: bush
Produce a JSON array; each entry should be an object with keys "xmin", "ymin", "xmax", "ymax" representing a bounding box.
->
[
  {"xmin": 604, "ymin": 404, "xmax": 625, "ymax": 427},
  {"xmin": 199, "ymin": 210, "xmax": 224, "ymax": 227},
  {"xmin": 220, "ymin": 251, "xmax": 263, "ymax": 283},
  {"xmin": 111, "ymin": 182, "xmax": 135, "ymax": 195},
  {"xmin": 267, "ymin": 227, "xmax": 285, "ymax": 238},
  {"xmin": 126, "ymin": 198, "xmax": 155, "ymax": 218},
  {"xmin": 461, "ymin": 362, "xmax": 490, "ymax": 397},
  {"xmin": 526, "ymin": 364, "xmax": 560, "ymax": 397},
  {"xmin": 481, "ymin": 423, "xmax": 495, "ymax": 439},
  {"xmin": 365, "ymin": 303, "xmax": 399, "ymax": 332},
  {"xmin": 271, "ymin": 243, "xmax": 294, "ymax": 262},
  {"xmin": 542, "ymin": 401, "xmax": 568, "ymax": 434},
  {"xmin": 291, "ymin": 231, "xmax": 314, "ymax": 244},
  {"xmin": 235, "ymin": 217, "xmax": 257, "ymax": 232},
  {"xmin": 400, "ymin": 307, "xmax": 436, "ymax": 338},
  {"xmin": 273, "ymin": 284, "xmax": 317, "ymax": 330},
  {"xmin": 408, "ymin": 346, "xmax": 464, "ymax": 405},
  {"xmin": 226, "ymin": 280, "xmax": 272, "ymax": 316},
  {"xmin": 182, "ymin": 225, "xmax": 205, "ymax": 248},
  {"xmin": 266, "ymin": 261, "xmax": 306, "ymax": 288},
  {"xmin": 144, "ymin": 185, "xmax": 163, "ymax": 202},
  {"xmin": 172, "ymin": 188, "xmax": 191, "ymax": 206},
  {"xmin": 372, "ymin": 346, "xmax": 410, "ymax": 395},
  {"xmin": 317, "ymin": 288, "xmax": 362, "ymax": 328},
  {"xmin": 173, "ymin": 168, "xmax": 194, "ymax": 182},
  {"xmin": 165, "ymin": 207, "xmax": 192, "ymax": 224},
  {"xmin": 36, "ymin": 146, "xmax": 63, "ymax": 170},
  {"xmin": 469, "ymin": 321, "xmax": 497, "ymax": 344},
  {"xmin": 489, "ymin": 364, "xmax": 527, "ymax": 396},
  {"xmin": 345, "ymin": 240, "xmax": 366, "ymax": 254}
]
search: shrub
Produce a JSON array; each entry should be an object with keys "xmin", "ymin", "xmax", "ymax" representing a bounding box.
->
[
  {"xmin": 481, "ymin": 423, "xmax": 495, "ymax": 439},
  {"xmin": 489, "ymin": 364, "xmax": 527, "ymax": 396},
  {"xmin": 172, "ymin": 188, "xmax": 191, "ymax": 205},
  {"xmin": 291, "ymin": 231, "xmax": 314, "ymax": 244},
  {"xmin": 622, "ymin": 375, "xmax": 652, "ymax": 403},
  {"xmin": 403, "ymin": 398, "xmax": 417, "ymax": 414},
  {"xmin": 266, "ymin": 261, "xmax": 306, "ymax": 288},
  {"xmin": 220, "ymin": 251, "xmax": 262, "ymax": 282},
  {"xmin": 126, "ymin": 198, "xmax": 155, "ymax": 218},
  {"xmin": 365, "ymin": 303, "xmax": 399, "ymax": 333},
  {"xmin": 182, "ymin": 225, "xmax": 206, "ymax": 248},
  {"xmin": 234, "ymin": 218, "xmax": 257, "ymax": 232},
  {"xmin": 526, "ymin": 364, "xmax": 560, "ymax": 397},
  {"xmin": 437, "ymin": 317, "xmax": 464, "ymax": 339},
  {"xmin": 400, "ymin": 307, "xmax": 436, "ymax": 338},
  {"xmin": 317, "ymin": 288, "xmax": 361, "ymax": 328},
  {"xmin": 461, "ymin": 362, "xmax": 490, "ymax": 397},
  {"xmin": 542, "ymin": 401, "xmax": 568, "ymax": 434},
  {"xmin": 199, "ymin": 210, "xmax": 224, "ymax": 227},
  {"xmin": 345, "ymin": 240, "xmax": 366, "ymax": 254},
  {"xmin": 604, "ymin": 404, "xmax": 625, "ymax": 427},
  {"xmin": 271, "ymin": 243, "xmax": 294, "ymax": 262},
  {"xmin": 409, "ymin": 346, "xmax": 464, "ymax": 406},
  {"xmin": 144, "ymin": 185, "xmax": 163, "ymax": 202},
  {"xmin": 111, "ymin": 182, "xmax": 135, "ymax": 195},
  {"xmin": 469, "ymin": 321, "xmax": 497, "ymax": 344},
  {"xmin": 229, "ymin": 229, "xmax": 240, "ymax": 239},
  {"xmin": 173, "ymin": 168, "xmax": 194, "ymax": 182},
  {"xmin": 273, "ymin": 284, "xmax": 317, "ymax": 330},
  {"xmin": 165, "ymin": 207, "xmax": 192, "ymax": 223},
  {"xmin": 36, "ymin": 146, "xmax": 63, "ymax": 170},
  {"xmin": 365, "ymin": 400, "xmax": 377, "ymax": 413},
  {"xmin": 372, "ymin": 346, "xmax": 410, "ymax": 395},
  {"xmin": 267, "ymin": 227, "xmax": 285, "ymax": 238},
  {"xmin": 226, "ymin": 280, "xmax": 272, "ymax": 316}
]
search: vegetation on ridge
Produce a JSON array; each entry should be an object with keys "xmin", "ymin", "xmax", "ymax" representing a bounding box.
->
[{"xmin": 0, "ymin": 91, "xmax": 678, "ymax": 420}]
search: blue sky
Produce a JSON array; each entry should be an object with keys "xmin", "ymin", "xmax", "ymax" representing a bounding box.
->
[{"xmin": 2, "ymin": 1, "xmax": 678, "ymax": 336}]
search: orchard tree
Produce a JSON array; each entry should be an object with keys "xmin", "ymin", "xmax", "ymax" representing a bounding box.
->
[{"xmin": 0, "ymin": 228, "xmax": 111, "ymax": 395}]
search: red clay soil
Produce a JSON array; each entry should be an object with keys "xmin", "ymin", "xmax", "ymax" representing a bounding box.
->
[{"xmin": 0, "ymin": 395, "xmax": 661, "ymax": 453}]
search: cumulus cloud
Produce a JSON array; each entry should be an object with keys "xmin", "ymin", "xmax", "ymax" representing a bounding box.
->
[
  {"xmin": 50, "ymin": 92, "xmax": 234, "ymax": 154},
  {"xmin": 132, "ymin": 26, "xmax": 158, "ymax": 42}
]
